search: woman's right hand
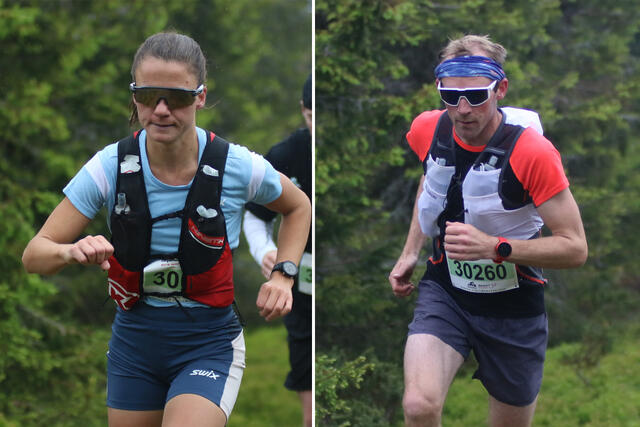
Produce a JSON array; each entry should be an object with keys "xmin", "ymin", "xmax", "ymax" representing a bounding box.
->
[{"xmin": 62, "ymin": 235, "xmax": 114, "ymax": 271}]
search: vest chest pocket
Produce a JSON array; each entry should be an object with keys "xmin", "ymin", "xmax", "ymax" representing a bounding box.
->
[
  {"xmin": 186, "ymin": 207, "xmax": 225, "ymax": 250},
  {"xmin": 180, "ymin": 204, "xmax": 227, "ymax": 275},
  {"xmin": 418, "ymin": 157, "xmax": 455, "ymax": 237},
  {"xmin": 110, "ymin": 210, "xmax": 149, "ymax": 270}
]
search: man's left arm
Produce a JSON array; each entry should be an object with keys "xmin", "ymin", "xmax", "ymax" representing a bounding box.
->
[{"xmin": 444, "ymin": 188, "xmax": 588, "ymax": 268}]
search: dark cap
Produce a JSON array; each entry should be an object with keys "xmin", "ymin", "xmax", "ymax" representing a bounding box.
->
[{"xmin": 302, "ymin": 74, "xmax": 311, "ymax": 109}]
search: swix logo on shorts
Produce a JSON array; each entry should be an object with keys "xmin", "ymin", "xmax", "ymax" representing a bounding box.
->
[
  {"xmin": 187, "ymin": 218, "xmax": 224, "ymax": 249},
  {"xmin": 190, "ymin": 369, "xmax": 220, "ymax": 380}
]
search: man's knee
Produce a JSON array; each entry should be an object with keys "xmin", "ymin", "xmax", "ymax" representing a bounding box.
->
[{"xmin": 403, "ymin": 390, "xmax": 444, "ymax": 425}]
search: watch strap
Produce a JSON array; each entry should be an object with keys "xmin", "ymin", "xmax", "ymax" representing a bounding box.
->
[{"xmin": 271, "ymin": 261, "xmax": 298, "ymax": 278}]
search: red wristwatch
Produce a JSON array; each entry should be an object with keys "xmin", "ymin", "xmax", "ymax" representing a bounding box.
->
[{"xmin": 493, "ymin": 237, "xmax": 512, "ymax": 264}]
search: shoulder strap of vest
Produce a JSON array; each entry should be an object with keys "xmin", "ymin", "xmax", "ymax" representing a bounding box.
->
[
  {"xmin": 178, "ymin": 132, "xmax": 230, "ymax": 275},
  {"xmin": 498, "ymin": 125, "xmax": 530, "ymax": 209},
  {"xmin": 474, "ymin": 114, "xmax": 526, "ymax": 170},
  {"xmin": 202, "ymin": 132, "xmax": 230, "ymax": 179},
  {"xmin": 430, "ymin": 111, "xmax": 526, "ymax": 171},
  {"xmin": 112, "ymin": 131, "xmax": 152, "ymax": 270},
  {"xmin": 115, "ymin": 131, "xmax": 149, "ymax": 213},
  {"xmin": 433, "ymin": 112, "xmax": 453, "ymax": 151},
  {"xmin": 423, "ymin": 112, "xmax": 454, "ymax": 172},
  {"xmin": 115, "ymin": 132, "xmax": 140, "ymax": 195}
]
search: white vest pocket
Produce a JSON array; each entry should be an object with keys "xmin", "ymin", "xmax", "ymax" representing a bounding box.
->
[{"xmin": 418, "ymin": 156, "xmax": 455, "ymax": 237}]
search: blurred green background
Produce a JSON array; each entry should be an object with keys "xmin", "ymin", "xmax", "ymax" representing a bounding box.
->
[
  {"xmin": 315, "ymin": 0, "xmax": 640, "ymax": 425},
  {"xmin": 0, "ymin": 0, "xmax": 310, "ymax": 425}
]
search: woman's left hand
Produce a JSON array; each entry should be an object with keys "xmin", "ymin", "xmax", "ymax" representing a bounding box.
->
[{"xmin": 256, "ymin": 274, "xmax": 294, "ymax": 321}]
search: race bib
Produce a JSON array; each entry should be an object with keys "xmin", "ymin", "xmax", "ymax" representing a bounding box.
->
[
  {"xmin": 447, "ymin": 258, "xmax": 518, "ymax": 293},
  {"xmin": 143, "ymin": 259, "xmax": 184, "ymax": 295},
  {"xmin": 298, "ymin": 252, "xmax": 312, "ymax": 295}
]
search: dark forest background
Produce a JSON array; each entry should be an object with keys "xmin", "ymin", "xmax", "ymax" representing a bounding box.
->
[
  {"xmin": 315, "ymin": 0, "xmax": 640, "ymax": 425},
  {"xmin": 0, "ymin": 0, "xmax": 311, "ymax": 425}
]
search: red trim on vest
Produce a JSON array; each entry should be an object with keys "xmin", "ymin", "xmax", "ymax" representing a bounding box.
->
[
  {"xmin": 186, "ymin": 241, "xmax": 235, "ymax": 307},
  {"xmin": 107, "ymin": 255, "xmax": 142, "ymax": 310},
  {"xmin": 428, "ymin": 253, "xmax": 444, "ymax": 265},
  {"xmin": 188, "ymin": 218, "xmax": 225, "ymax": 249},
  {"xmin": 516, "ymin": 266, "xmax": 547, "ymax": 285},
  {"xmin": 428, "ymin": 238, "xmax": 445, "ymax": 265}
]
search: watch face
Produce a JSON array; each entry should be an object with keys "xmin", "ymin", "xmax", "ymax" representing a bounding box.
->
[
  {"xmin": 498, "ymin": 242, "xmax": 512, "ymax": 257},
  {"xmin": 282, "ymin": 261, "xmax": 298, "ymax": 276}
]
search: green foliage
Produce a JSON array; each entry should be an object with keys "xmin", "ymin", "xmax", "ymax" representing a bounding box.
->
[
  {"xmin": 168, "ymin": 0, "xmax": 312, "ymax": 151},
  {"xmin": 316, "ymin": 0, "xmax": 640, "ymax": 424},
  {"xmin": 1, "ymin": 0, "xmax": 310, "ymax": 423},
  {"xmin": 315, "ymin": 353, "xmax": 375, "ymax": 425}
]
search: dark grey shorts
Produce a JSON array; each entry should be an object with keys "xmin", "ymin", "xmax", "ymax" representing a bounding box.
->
[{"xmin": 408, "ymin": 280, "xmax": 548, "ymax": 406}]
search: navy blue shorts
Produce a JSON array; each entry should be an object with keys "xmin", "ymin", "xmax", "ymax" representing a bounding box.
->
[
  {"xmin": 106, "ymin": 303, "xmax": 245, "ymax": 419},
  {"xmin": 408, "ymin": 280, "xmax": 548, "ymax": 406}
]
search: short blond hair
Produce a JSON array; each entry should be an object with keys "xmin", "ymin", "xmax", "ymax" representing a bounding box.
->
[{"xmin": 439, "ymin": 35, "xmax": 507, "ymax": 65}]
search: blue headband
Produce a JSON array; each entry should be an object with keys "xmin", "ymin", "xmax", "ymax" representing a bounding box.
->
[{"xmin": 434, "ymin": 55, "xmax": 506, "ymax": 81}]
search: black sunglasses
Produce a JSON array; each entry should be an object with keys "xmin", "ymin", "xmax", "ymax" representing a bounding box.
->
[
  {"xmin": 437, "ymin": 80, "xmax": 498, "ymax": 107},
  {"xmin": 129, "ymin": 83, "xmax": 204, "ymax": 109}
]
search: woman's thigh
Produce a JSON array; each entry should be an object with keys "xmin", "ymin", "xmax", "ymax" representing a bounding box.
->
[
  {"xmin": 108, "ymin": 408, "xmax": 163, "ymax": 427},
  {"xmin": 163, "ymin": 394, "xmax": 226, "ymax": 427}
]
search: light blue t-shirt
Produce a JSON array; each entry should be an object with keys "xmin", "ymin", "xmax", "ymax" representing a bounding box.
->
[{"xmin": 63, "ymin": 127, "xmax": 282, "ymax": 306}]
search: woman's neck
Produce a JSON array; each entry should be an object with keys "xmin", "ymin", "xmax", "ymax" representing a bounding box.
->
[{"xmin": 146, "ymin": 127, "xmax": 199, "ymax": 186}]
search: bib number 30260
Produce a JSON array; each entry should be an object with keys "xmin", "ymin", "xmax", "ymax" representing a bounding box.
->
[
  {"xmin": 143, "ymin": 259, "xmax": 184, "ymax": 295},
  {"xmin": 447, "ymin": 257, "xmax": 518, "ymax": 293}
]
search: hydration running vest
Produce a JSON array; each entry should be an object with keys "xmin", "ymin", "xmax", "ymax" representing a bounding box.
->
[
  {"xmin": 418, "ymin": 112, "xmax": 547, "ymax": 286},
  {"xmin": 106, "ymin": 131, "xmax": 235, "ymax": 310}
]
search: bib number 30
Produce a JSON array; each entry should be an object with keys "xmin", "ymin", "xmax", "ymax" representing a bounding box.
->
[{"xmin": 143, "ymin": 259, "xmax": 184, "ymax": 295}]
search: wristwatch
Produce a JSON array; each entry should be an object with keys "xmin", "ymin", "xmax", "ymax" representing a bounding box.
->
[
  {"xmin": 271, "ymin": 261, "xmax": 298, "ymax": 278},
  {"xmin": 493, "ymin": 237, "xmax": 512, "ymax": 264}
]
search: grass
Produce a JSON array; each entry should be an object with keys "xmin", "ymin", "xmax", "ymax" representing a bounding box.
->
[
  {"xmin": 229, "ymin": 324, "xmax": 301, "ymax": 426},
  {"xmin": 437, "ymin": 329, "xmax": 640, "ymax": 426}
]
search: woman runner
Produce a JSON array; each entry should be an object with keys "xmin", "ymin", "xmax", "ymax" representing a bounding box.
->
[{"xmin": 22, "ymin": 32, "xmax": 311, "ymax": 427}]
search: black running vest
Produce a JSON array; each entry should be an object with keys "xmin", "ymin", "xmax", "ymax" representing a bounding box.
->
[
  {"xmin": 106, "ymin": 131, "xmax": 234, "ymax": 310},
  {"xmin": 423, "ymin": 113, "xmax": 547, "ymax": 317}
]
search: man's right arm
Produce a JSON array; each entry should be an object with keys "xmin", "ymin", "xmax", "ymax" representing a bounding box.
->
[
  {"xmin": 390, "ymin": 110, "xmax": 442, "ymax": 297},
  {"xmin": 389, "ymin": 175, "xmax": 427, "ymax": 297}
]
